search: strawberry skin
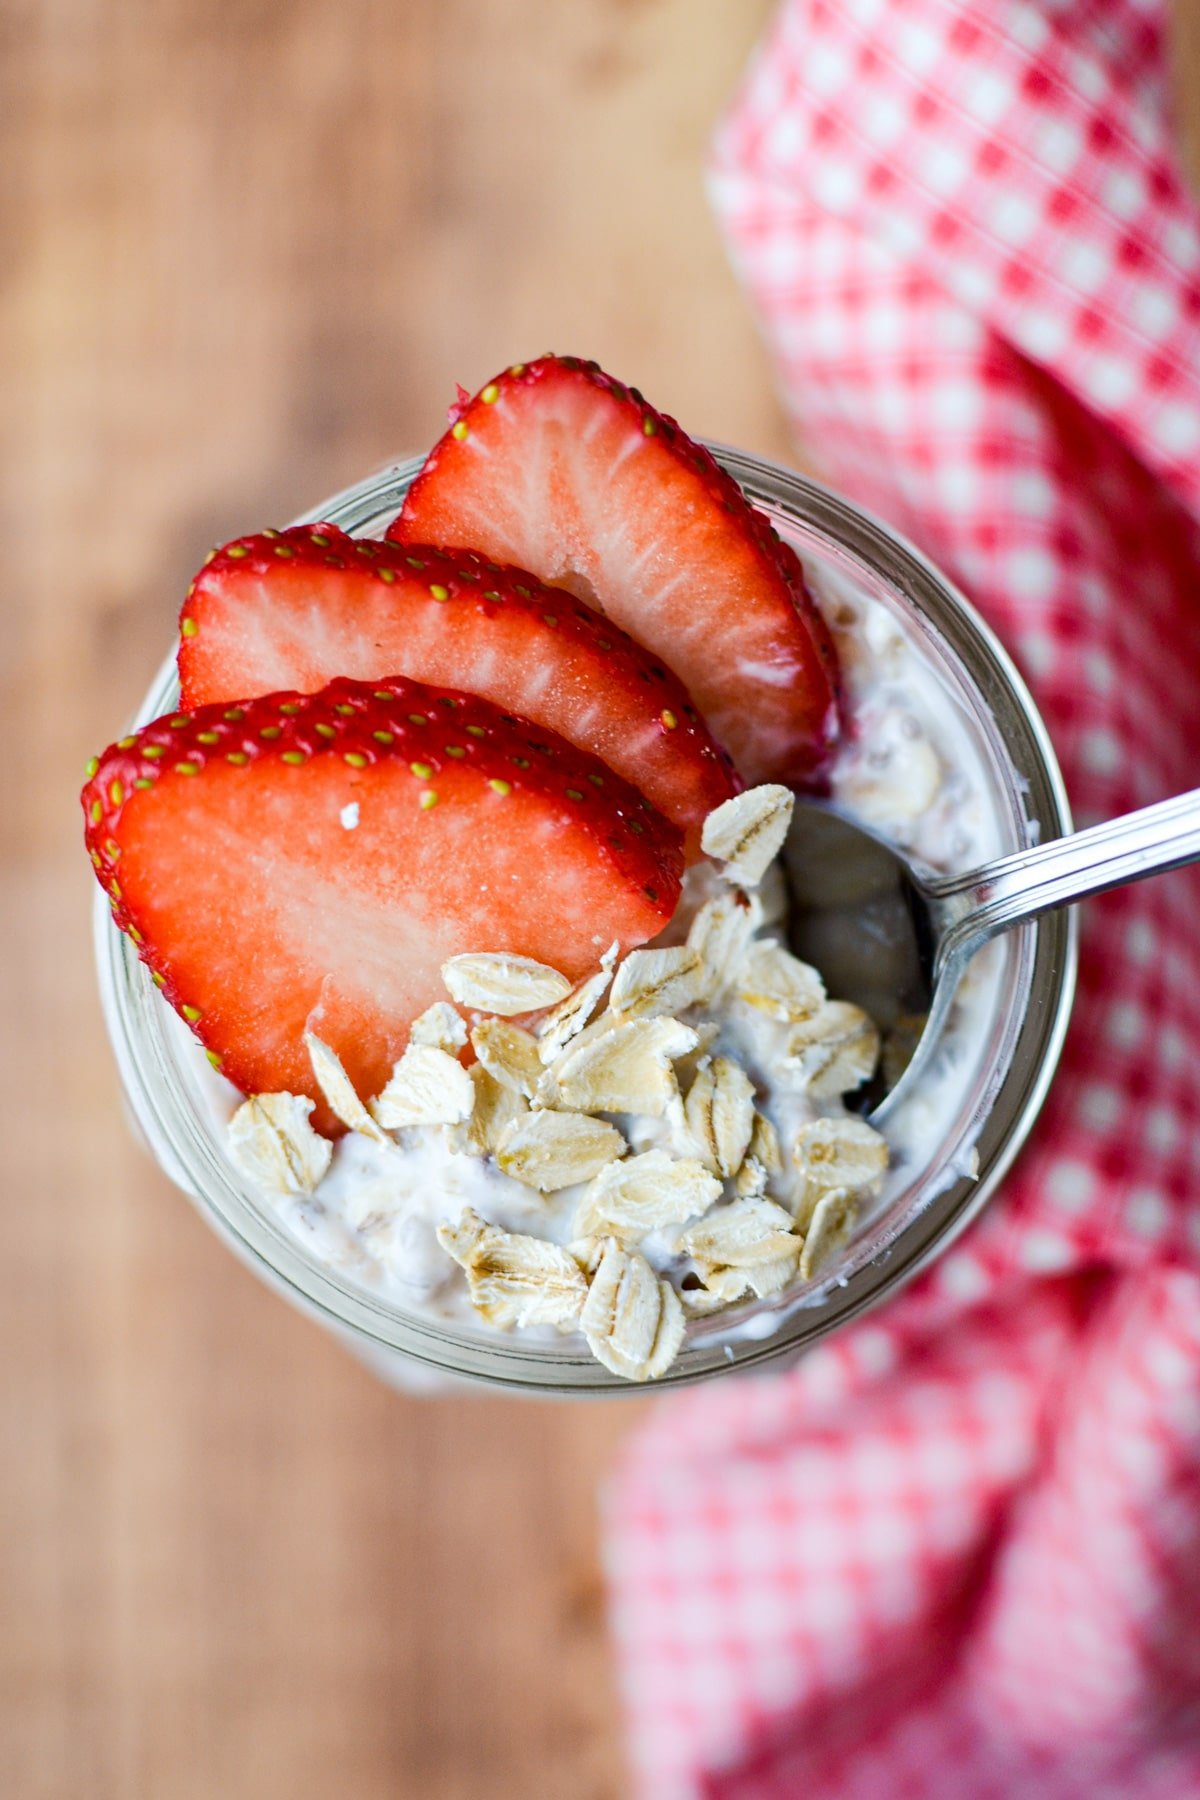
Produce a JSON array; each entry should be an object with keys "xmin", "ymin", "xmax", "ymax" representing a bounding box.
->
[
  {"xmin": 178, "ymin": 525, "xmax": 737, "ymax": 858},
  {"xmin": 391, "ymin": 356, "xmax": 841, "ymax": 788},
  {"xmin": 83, "ymin": 677, "xmax": 683, "ymax": 1132}
]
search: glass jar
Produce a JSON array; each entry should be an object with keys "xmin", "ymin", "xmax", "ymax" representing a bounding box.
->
[{"xmin": 94, "ymin": 448, "xmax": 1076, "ymax": 1393}]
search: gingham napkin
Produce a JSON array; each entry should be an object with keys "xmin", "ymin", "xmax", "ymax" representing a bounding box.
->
[{"xmin": 604, "ymin": 4, "xmax": 1200, "ymax": 1794}]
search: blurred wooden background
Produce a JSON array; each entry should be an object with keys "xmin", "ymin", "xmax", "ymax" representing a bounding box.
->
[
  {"xmin": 5, "ymin": 4, "xmax": 1199, "ymax": 1797},
  {"xmin": 1, "ymin": 2, "xmax": 789, "ymax": 1796}
]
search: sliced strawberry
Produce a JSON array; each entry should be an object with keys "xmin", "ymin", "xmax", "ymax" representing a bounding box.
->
[
  {"xmin": 390, "ymin": 355, "xmax": 840, "ymax": 787},
  {"xmin": 83, "ymin": 677, "xmax": 683, "ymax": 1132},
  {"xmin": 177, "ymin": 525, "xmax": 737, "ymax": 857}
]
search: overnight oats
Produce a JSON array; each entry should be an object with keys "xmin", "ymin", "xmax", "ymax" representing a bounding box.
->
[{"xmin": 84, "ymin": 358, "xmax": 1073, "ymax": 1389}]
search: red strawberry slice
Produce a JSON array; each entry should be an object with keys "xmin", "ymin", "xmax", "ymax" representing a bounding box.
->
[
  {"xmin": 390, "ymin": 355, "xmax": 840, "ymax": 787},
  {"xmin": 177, "ymin": 525, "xmax": 737, "ymax": 858},
  {"xmin": 83, "ymin": 677, "xmax": 683, "ymax": 1133}
]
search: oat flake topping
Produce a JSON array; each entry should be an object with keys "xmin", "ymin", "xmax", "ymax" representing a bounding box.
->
[
  {"xmin": 304, "ymin": 1031, "xmax": 392, "ymax": 1145},
  {"xmin": 370, "ymin": 1043, "xmax": 475, "ymax": 1131},
  {"xmin": 535, "ymin": 965, "xmax": 613, "ymax": 1063},
  {"xmin": 546, "ymin": 1015, "xmax": 699, "ymax": 1116},
  {"xmin": 437, "ymin": 1207, "xmax": 587, "ymax": 1330},
  {"xmin": 784, "ymin": 1001, "xmax": 880, "ymax": 1099},
  {"xmin": 799, "ymin": 1187, "xmax": 858, "ymax": 1281},
  {"xmin": 682, "ymin": 1055, "xmax": 756, "ymax": 1179},
  {"xmin": 228, "ymin": 1092, "xmax": 333, "ymax": 1196},
  {"xmin": 409, "ymin": 1001, "xmax": 469, "ymax": 1055},
  {"xmin": 441, "ymin": 952, "xmax": 572, "ymax": 1015},
  {"xmin": 792, "ymin": 1116, "xmax": 889, "ymax": 1191},
  {"xmin": 495, "ymin": 1108, "xmax": 626, "ymax": 1192},
  {"xmin": 470, "ymin": 1018, "xmax": 542, "ymax": 1098},
  {"xmin": 453, "ymin": 1064, "xmax": 528, "ymax": 1157},
  {"xmin": 575, "ymin": 1149, "xmax": 721, "ymax": 1244},
  {"xmin": 609, "ymin": 945, "xmax": 706, "ymax": 1020},
  {"xmin": 580, "ymin": 1240, "xmax": 686, "ymax": 1382},
  {"xmin": 686, "ymin": 888, "xmax": 761, "ymax": 1002},
  {"xmin": 229, "ymin": 783, "xmax": 897, "ymax": 1385},
  {"xmin": 700, "ymin": 783, "xmax": 795, "ymax": 886},
  {"xmin": 735, "ymin": 941, "xmax": 826, "ymax": 1024}
]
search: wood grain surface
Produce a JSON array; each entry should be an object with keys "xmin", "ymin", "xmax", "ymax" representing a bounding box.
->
[
  {"xmin": 2, "ymin": 3, "xmax": 784, "ymax": 1796},
  {"xmin": 6, "ymin": 5, "xmax": 1199, "ymax": 1797}
]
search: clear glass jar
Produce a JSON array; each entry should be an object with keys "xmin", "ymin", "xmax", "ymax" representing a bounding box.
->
[{"xmin": 94, "ymin": 448, "xmax": 1076, "ymax": 1393}]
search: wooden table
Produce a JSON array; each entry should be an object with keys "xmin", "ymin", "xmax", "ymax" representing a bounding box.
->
[
  {"xmin": 6, "ymin": 5, "xmax": 1197, "ymax": 1795},
  {"xmin": 3, "ymin": 4, "xmax": 787, "ymax": 1794}
]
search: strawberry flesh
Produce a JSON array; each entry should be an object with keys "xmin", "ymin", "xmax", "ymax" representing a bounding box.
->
[
  {"xmin": 84, "ymin": 677, "xmax": 683, "ymax": 1132},
  {"xmin": 392, "ymin": 355, "xmax": 840, "ymax": 787},
  {"xmin": 178, "ymin": 525, "xmax": 737, "ymax": 857}
]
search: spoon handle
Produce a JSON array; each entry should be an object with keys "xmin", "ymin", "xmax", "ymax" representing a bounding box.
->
[{"xmin": 930, "ymin": 785, "xmax": 1200, "ymax": 976}]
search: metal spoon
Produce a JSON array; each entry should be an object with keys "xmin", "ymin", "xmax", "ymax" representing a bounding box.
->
[{"xmin": 784, "ymin": 787, "xmax": 1200, "ymax": 1125}]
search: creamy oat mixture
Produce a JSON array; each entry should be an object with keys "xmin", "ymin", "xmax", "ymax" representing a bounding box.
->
[{"xmin": 188, "ymin": 579, "xmax": 1009, "ymax": 1382}]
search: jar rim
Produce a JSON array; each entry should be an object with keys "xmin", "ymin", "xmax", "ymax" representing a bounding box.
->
[{"xmin": 95, "ymin": 448, "xmax": 1077, "ymax": 1392}]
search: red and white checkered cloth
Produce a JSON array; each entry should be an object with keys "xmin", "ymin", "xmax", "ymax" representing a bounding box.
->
[{"xmin": 604, "ymin": 4, "xmax": 1200, "ymax": 1794}]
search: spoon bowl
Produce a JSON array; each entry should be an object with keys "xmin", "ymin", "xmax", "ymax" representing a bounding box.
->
[{"xmin": 786, "ymin": 787, "xmax": 1200, "ymax": 1124}]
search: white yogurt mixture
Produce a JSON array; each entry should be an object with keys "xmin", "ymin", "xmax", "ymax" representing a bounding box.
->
[
  {"xmin": 179, "ymin": 574, "xmax": 1013, "ymax": 1347},
  {"xmin": 818, "ymin": 571, "xmax": 1007, "ymax": 1179}
]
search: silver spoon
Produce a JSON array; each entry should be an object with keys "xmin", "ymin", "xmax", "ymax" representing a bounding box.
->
[{"xmin": 784, "ymin": 787, "xmax": 1200, "ymax": 1125}]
